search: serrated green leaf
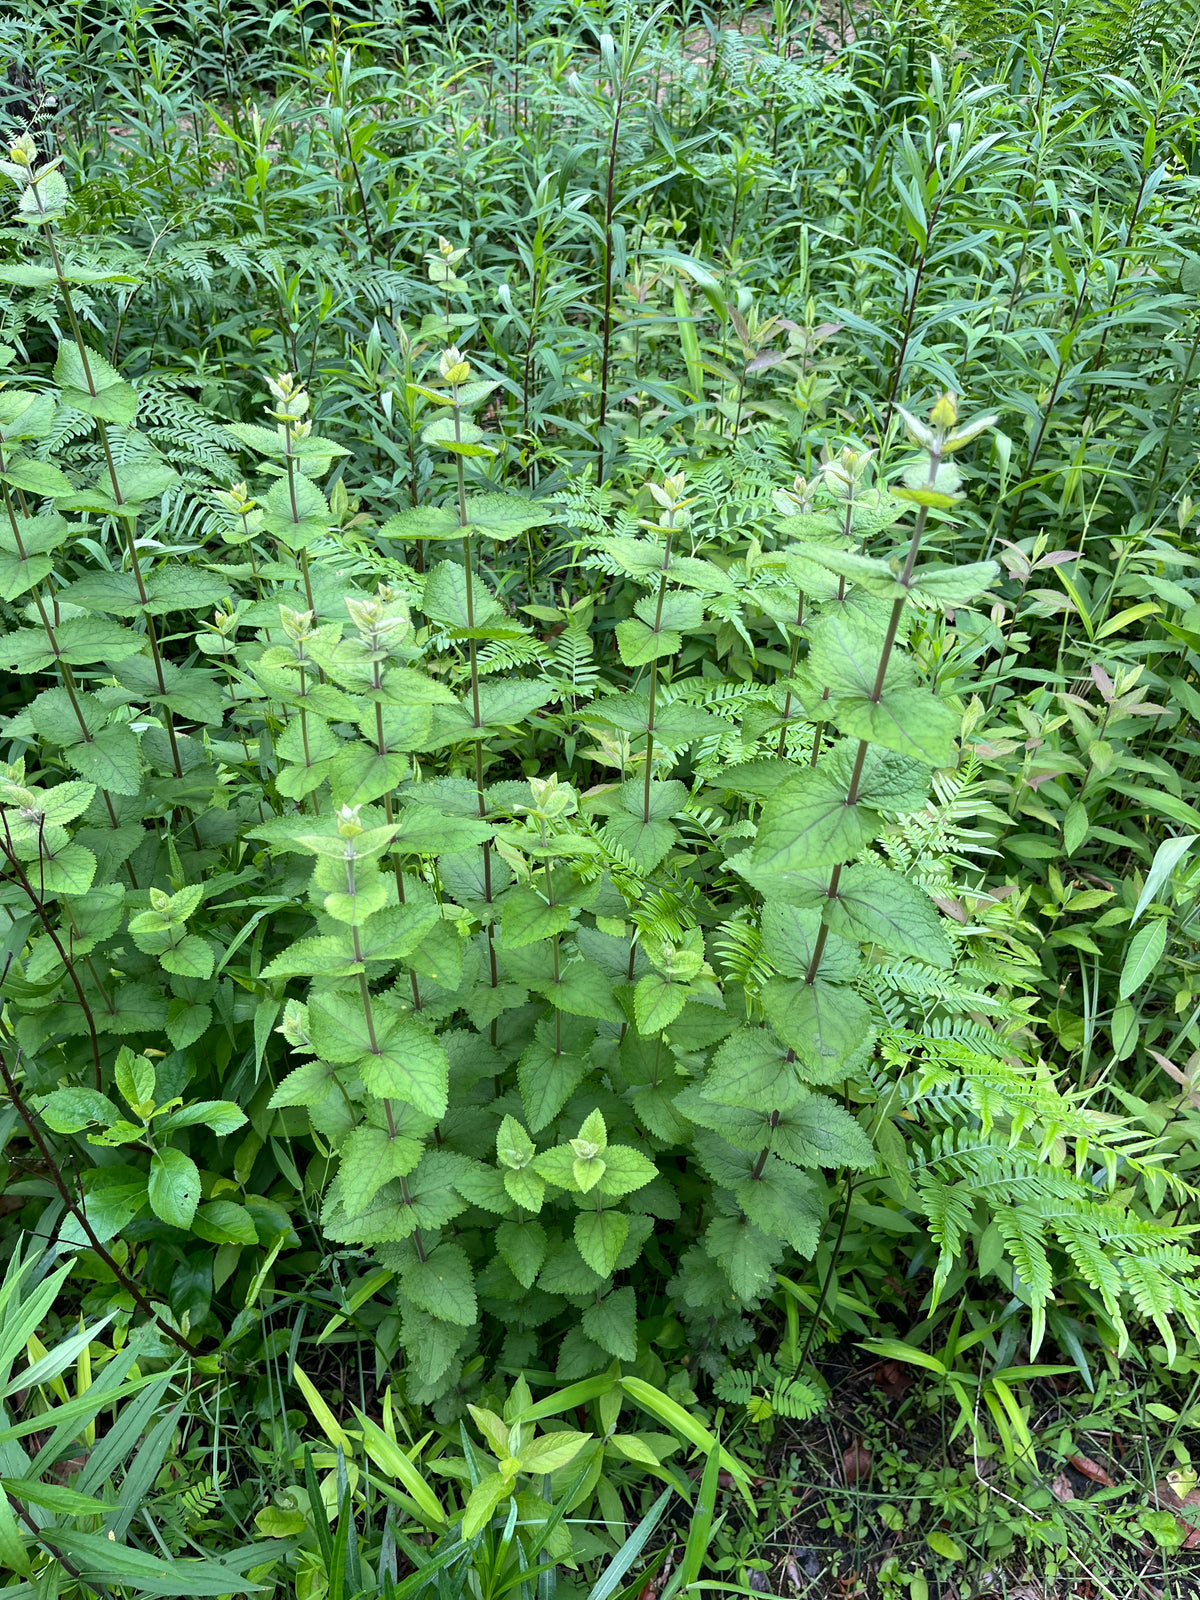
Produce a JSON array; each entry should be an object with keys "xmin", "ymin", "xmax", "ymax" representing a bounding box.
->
[
  {"xmin": 496, "ymin": 1219, "xmax": 548, "ymax": 1287},
  {"xmin": 464, "ymin": 492, "xmax": 553, "ymax": 541},
  {"xmin": 54, "ymin": 339, "xmax": 125, "ymax": 394},
  {"xmin": 474, "ymin": 678, "xmax": 553, "ymax": 728},
  {"xmin": 378, "ymin": 504, "xmax": 460, "ymax": 542},
  {"xmin": 752, "ymin": 767, "xmax": 879, "ymax": 871},
  {"xmin": 771, "ymin": 1091, "xmax": 876, "ymax": 1169},
  {"xmin": 0, "ymin": 547, "xmax": 51, "ymax": 601},
  {"xmin": 582, "ymin": 1286, "xmax": 638, "ymax": 1360},
  {"xmin": 616, "ymin": 617, "xmax": 682, "ymax": 667},
  {"xmin": 603, "ymin": 809, "xmax": 677, "ymax": 871},
  {"xmin": 39, "ymin": 842, "xmax": 96, "ymax": 896},
  {"xmin": 64, "ymin": 723, "xmax": 142, "ymax": 796},
  {"xmin": 828, "ymin": 743, "xmax": 931, "ymax": 813},
  {"xmin": 421, "ymin": 414, "xmax": 496, "ymax": 456},
  {"xmin": 402, "ymin": 1242, "xmax": 477, "ymax": 1325},
  {"xmin": 500, "ymin": 886, "xmax": 572, "ymax": 948},
  {"xmin": 269, "ymin": 1060, "xmax": 339, "ymax": 1108},
  {"xmin": 735, "ymin": 1156, "xmax": 823, "ymax": 1254},
  {"xmin": 575, "ymin": 1209, "xmax": 628, "ymax": 1275},
  {"xmin": 35, "ymin": 779, "xmax": 96, "ymax": 827},
  {"xmin": 392, "ymin": 805, "xmax": 492, "ymax": 853},
  {"xmin": 702, "ymin": 1028, "xmax": 802, "ymax": 1112},
  {"xmin": 760, "ymin": 901, "xmax": 859, "ymax": 982},
  {"xmin": 760, "ymin": 977, "xmax": 874, "ymax": 1082},
  {"xmin": 60, "ymin": 383, "xmax": 139, "ymax": 425},
  {"xmin": 160, "ymin": 934, "xmax": 215, "ymax": 980},
  {"xmin": 633, "ymin": 972, "xmax": 689, "ymax": 1035},
  {"xmin": 339, "ymin": 1122, "xmax": 426, "ymax": 1216},
  {"xmin": 825, "ymin": 863, "xmax": 952, "ymax": 967},
  {"xmin": 38, "ymin": 1087, "xmax": 120, "ymax": 1134},
  {"xmin": 422, "ymin": 559, "xmax": 504, "ymax": 632},
  {"xmin": 1, "ymin": 455, "xmax": 73, "ymax": 498},
  {"xmin": 596, "ymin": 1145, "xmax": 658, "ymax": 1197},
  {"xmin": 517, "ymin": 1040, "xmax": 590, "ymax": 1132},
  {"xmin": 58, "ymin": 1167, "xmax": 147, "ymax": 1248},
  {"xmin": 832, "ymin": 687, "xmax": 959, "ymax": 768},
  {"xmin": 263, "ymin": 471, "xmax": 329, "ymax": 547},
  {"xmin": 358, "ymin": 1016, "xmax": 450, "ymax": 1118},
  {"xmin": 704, "ymin": 1214, "xmax": 782, "ymax": 1302},
  {"xmin": 527, "ymin": 955, "xmax": 623, "ymax": 1022},
  {"xmin": 328, "ymin": 744, "xmax": 409, "ymax": 807},
  {"xmin": 908, "ymin": 560, "xmax": 998, "ymax": 606}
]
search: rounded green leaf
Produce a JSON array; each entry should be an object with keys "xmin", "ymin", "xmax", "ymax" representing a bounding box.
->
[{"xmin": 148, "ymin": 1148, "xmax": 201, "ymax": 1230}]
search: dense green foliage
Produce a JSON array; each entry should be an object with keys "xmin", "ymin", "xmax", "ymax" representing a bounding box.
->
[{"xmin": 3, "ymin": 0, "xmax": 1200, "ymax": 1593}]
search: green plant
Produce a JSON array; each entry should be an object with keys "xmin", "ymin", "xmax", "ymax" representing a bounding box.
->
[
  {"xmin": 4, "ymin": 55, "xmax": 1200, "ymax": 1406},
  {"xmin": 0, "ymin": 1237, "xmax": 274, "ymax": 1593},
  {"xmin": 4, "ymin": 1, "xmax": 1200, "ymax": 1591},
  {"xmin": 273, "ymin": 1365, "xmax": 747, "ymax": 1600}
]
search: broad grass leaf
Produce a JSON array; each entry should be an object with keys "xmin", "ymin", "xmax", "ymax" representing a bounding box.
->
[{"xmin": 1120, "ymin": 918, "xmax": 1168, "ymax": 999}]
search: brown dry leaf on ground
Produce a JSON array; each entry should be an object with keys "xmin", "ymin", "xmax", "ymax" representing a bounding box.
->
[
  {"xmin": 870, "ymin": 1359, "xmax": 914, "ymax": 1399},
  {"xmin": 841, "ymin": 1439, "xmax": 872, "ymax": 1484},
  {"xmin": 1069, "ymin": 1453, "xmax": 1115, "ymax": 1487}
]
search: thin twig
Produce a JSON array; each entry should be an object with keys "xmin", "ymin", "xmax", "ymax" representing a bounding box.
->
[{"xmin": 0, "ymin": 1040, "xmax": 201, "ymax": 1358}]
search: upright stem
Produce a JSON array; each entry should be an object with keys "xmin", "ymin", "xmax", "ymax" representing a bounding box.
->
[
  {"xmin": 597, "ymin": 81, "xmax": 626, "ymax": 475},
  {"xmin": 1002, "ymin": 23, "xmax": 1065, "ymax": 334},
  {"xmin": 453, "ymin": 393, "xmax": 500, "ymax": 1014},
  {"xmin": 0, "ymin": 1041, "xmax": 201, "ymax": 1356},
  {"xmin": 1145, "ymin": 319, "xmax": 1200, "ymax": 516},
  {"xmin": 1, "ymin": 818, "xmax": 104, "ymax": 1089},
  {"xmin": 370, "ymin": 649, "xmax": 422, "ymax": 1011},
  {"xmin": 643, "ymin": 514, "xmax": 676, "ymax": 824},
  {"xmin": 1079, "ymin": 161, "xmax": 1153, "ymax": 430},
  {"xmin": 748, "ymin": 435, "xmax": 944, "ymax": 1287},
  {"xmin": 1006, "ymin": 266, "xmax": 1092, "ymax": 540},
  {"xmin": 803, "ymin": 452, "xmax": 940, "ymax": 985},
  {"xmin": 43, "ymin": 225, "xmax": 191, "ymax": 792},
  {"xmin": 0, "ymin": 480, "xmax": 133, "ymax": 866},
  {"xmin": 882, "ymin": 204, "xmax": 941, "ymax": 419},
  {"xmin": 798, "ymin": 1173, "xmax": 856, "ymax": 1367}
]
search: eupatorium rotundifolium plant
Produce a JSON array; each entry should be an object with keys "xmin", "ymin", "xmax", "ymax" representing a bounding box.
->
[
  {"xmin": 1, "ymin": 127, "xmax": 1197, "ymax": 1399},
  {"xmin": 242, "ymin": 387, "xmax": 1001, "ymax": 1400}
]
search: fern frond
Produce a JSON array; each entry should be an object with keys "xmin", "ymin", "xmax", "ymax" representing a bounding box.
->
[
  {"xmin": 1120, "ymin": 1256, "xmax": 1179, "ymax": 1363},
  {"xmin": 178, "ymin": 1471, "xmax": 226, "ymax": 1525},
  {"xmin": 134, "ymin": 383, "xmax": 242, "ymax": 480},
  {"xmin": 1059, "ymin": 1220, "xmax": 1124, "ymax": 1318},
  {"xmin": 713, "ymin": 913, "xmax": 772, "ymax": 994},
  {"xmin": 713, "ymin": 1368, "xmax": 755, "ymax": 1405},
  {"xmin": 476, "ymin": 636, "xmax": 543, "ymax": 673},
  {"xmin": 996, "ymin": 1206, "xmax": 1053, "ymax": 1306},
  {"xmin": 773, "ymin": 1374, "xmax": 825, "ymax": 1420}
]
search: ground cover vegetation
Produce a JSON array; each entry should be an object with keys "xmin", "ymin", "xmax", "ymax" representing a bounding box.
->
[{"xmin": 0, "ymin": 0, "xmax": 1199, "ymax": 1593}]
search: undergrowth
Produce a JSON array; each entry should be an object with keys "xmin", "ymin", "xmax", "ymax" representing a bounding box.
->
[{"xmin": 1, "ymin": 1, "xmax": 1200, "ymax": 1596}]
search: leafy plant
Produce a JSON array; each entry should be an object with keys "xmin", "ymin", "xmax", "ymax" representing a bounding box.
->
[
  {"xmin": 3, "ymin": 0, "xmax": 1200, "ymax": 1591},
  {"xmin": 0, "ymin": 1237, "xmax": 273, "ymax": 1593}
]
